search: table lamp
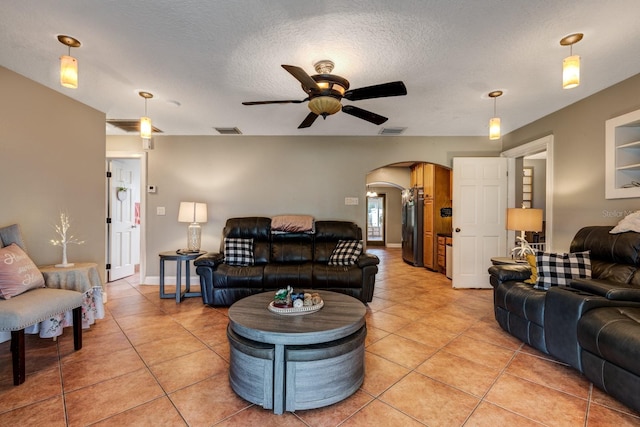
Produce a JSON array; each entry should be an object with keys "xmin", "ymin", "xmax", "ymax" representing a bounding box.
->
[
  {"xmin": 178, "ymin": 202, "xmax": 207, "ymax": 252},
  {"xmin": 506, "ymin": 207, "xmax": 543, "ymax": 258}
]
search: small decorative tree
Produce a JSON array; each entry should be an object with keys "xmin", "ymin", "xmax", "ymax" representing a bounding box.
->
[{"xmin": 50, "ymin": 212, "xmax": 85, "ymax": 267}]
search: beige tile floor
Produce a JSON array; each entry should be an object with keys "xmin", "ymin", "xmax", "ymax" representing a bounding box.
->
[{"xmin": 1, "ymin": 247, "xmax": 639, "ymax": 426}]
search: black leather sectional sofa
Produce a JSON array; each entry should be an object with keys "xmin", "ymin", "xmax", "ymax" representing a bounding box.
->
[
  {"xmin": 194, "ymin": 217, "xmax": 379, "ymax": 306},
  {"xmin": 489, "ymin": 226, "xmax": 640, "ymax": 413}
]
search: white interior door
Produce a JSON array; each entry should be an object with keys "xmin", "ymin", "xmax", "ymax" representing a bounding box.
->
[
  {"xmin": 108, "ymin": 159, "xmax": 137, "ymax": 281},
  {"xmin": 452, "ymin": 157, "xmax": 508, "ymax": 288}
]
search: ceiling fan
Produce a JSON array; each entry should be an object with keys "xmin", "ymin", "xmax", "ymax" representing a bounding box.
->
[{"xmin": 242, "ymin": 60, "xmax": 407, "ymax": 129}]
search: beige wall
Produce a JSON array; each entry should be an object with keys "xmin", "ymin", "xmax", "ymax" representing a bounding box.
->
[
  {"xmin": 503, "ymin": 72, "xmax": 640, "ymax": 250},
  {"xmin": 0, "ymin": 67, "xmax": 106, "ymax": 276},
  {"xmin": 107, "ymin": 134, "xmax": 497, "ymax": 276}
]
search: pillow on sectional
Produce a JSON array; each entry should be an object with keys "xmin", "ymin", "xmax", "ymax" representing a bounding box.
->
[
  {"xmin": 328, "ymin": 240, "xmax": 363, "ymax": 266},
  {"xmin": 0, "ymin": 243, "xmax": 45, "ymax": 299},
  {"xmin": 224, "ymin": 237, "xmax": 254, "ymax": 266},
  {"xmin": 534, "ymin": 250, "xmax": 591, "ymax": 290},
  {"xmin": 524, "ymin": 253, "xmax": 537, "ymax": 284},
  {"xmin": 610, "ymin": 210, "xmax": 640, "ymax": 234}
]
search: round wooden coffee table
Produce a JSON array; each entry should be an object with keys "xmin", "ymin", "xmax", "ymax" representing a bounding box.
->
[{"xmin": 227, "ymin": 290, "xmax": 367, "ymax": 414}]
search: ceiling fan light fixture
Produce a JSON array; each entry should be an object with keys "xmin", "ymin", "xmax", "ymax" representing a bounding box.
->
[
  {"xmin": 308, "ymin": 96, "xmax": 342, "ymax": 117},
  {"xmin": 242, "ymin": 62, "xmax": 406, "ymax": 128},
  {"xmin": 560, "ymin": 33, "xmax": 583, "ymax": 89},
  {"xmin": 57, "ymin": 35, "xmax": 81, "ymax": 89}
]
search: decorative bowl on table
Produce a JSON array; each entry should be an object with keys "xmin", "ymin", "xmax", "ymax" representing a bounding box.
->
[{"xmin": 268, "ymin": 288, "xmax": 323, "ymax": 315}]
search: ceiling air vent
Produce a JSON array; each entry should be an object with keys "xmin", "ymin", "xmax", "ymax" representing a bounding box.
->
[
  {"xmin": 379, "ymin": 127, "xmax": 406, "ymax": 135},
  {"xmin": 215, "ymin": 127, "xmax": 242, "ymax": 135},
  {"xmin": 107, "ymin": 119, "xmax": 163, "ymax": 133}
]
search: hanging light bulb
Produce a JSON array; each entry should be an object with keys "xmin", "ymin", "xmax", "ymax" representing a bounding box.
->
[
  {"xmin": 139, "ymin": 91, "xmax": 154, "ymax": 140},
  {"xmin": 57, "ymin": 35, "xmax": 81, "ymax": 89},
  {"xmin": 488, "ymin": 90, "xmax": 503, "ymax": 140},
  {"xmin": 560, "ymin": 33, "xmax": 583, "ymax": 89}
]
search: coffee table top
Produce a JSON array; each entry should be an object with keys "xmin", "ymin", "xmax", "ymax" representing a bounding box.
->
[{"xmin": 228, "ymin": 291, "xmax": 367, "ymax": 346}]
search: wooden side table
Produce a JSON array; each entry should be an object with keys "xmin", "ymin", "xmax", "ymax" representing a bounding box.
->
[{"xmin": 158, "ymin": 251, "xmax": 206, "ymax": 303}]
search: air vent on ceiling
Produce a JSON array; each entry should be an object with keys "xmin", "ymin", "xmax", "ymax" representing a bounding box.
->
[
  {"xmin": 215, "ymin": 127, "xmax": 242, "ymax": 135},
  {"xmin": 106, "ymin": 119, "xmax": 163, "ymax": 134},
  {"xmin": 379, "ymin": 127, "xmax": 406, "ymax": 135}
]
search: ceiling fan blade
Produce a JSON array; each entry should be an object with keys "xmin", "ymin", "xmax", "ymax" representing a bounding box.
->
[
  {"xmin": 298, "ymin": 112, "xmax": 319, "ymax": 128},
  {"xmin": 282, "ymin": 65, "xmax": 321, "ymax": 93},
  {"xmin": 242, "ymin": 99, "xmax": 307, "ymax": 105},
  {"xmin": 342, "ymin": 105, "xmax": 388, "ymax": 125},
  {"xmin": 343, "ymin": 81, "xmax": 407, "ymax": 101}
]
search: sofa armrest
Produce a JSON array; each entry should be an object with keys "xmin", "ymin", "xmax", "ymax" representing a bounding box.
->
[
  {"xmin": 194, "ymin": 252, "xmax": 224, "ymax": 268},
  {"xmin": 488, "ymin": 264, "xmax": 531, "ymax": 283},
  {"xmin": 357, "ymin": 252, "xmax": 380, "ymax": 268},
  {"xmin": 570, "ymin": 278, "xmax": 640, "ymax": 302},
  {"xmin": 544, "ymin": 285, "xmax": 640, "ymax": 371}
]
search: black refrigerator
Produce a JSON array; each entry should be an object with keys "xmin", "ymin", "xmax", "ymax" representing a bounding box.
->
[{"xmin": 402, "ymin": 187, "xmax": 424, "ymax": 266}]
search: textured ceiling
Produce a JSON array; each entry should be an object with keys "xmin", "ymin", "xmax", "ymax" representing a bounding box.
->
[{"xmin": 2, "ymin": 1, "xmax": 640, "ymax": 137}]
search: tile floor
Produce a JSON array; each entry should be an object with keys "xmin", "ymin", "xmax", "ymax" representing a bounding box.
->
[{"xmin": 1, "ymin": 247, "xmax": 639, "ymax": 426}]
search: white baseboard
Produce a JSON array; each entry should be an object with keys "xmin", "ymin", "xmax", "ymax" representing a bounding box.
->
[{"xmin": 386, "ymin": 243, "xmax": 402, "ymax": 248}]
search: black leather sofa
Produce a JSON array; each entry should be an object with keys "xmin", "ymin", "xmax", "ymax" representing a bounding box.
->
[
  {"xmin": 489, "ymin": 226, "xmax": 640, "ymax": 412},
  {"xmin": 194, "ymin": 217, "xmax": 379, "ymax": 306}
]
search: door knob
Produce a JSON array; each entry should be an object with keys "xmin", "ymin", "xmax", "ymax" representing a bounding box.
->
[{"xmin": 455, "ymin": 228, "xmax": 461, "ymax": 232}]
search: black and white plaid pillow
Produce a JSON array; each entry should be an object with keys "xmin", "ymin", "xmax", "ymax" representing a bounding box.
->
[
  {"xmin": 328, "ymin": 240, "xmax": 363, "ymax": 266},
  {"xmin": 534, "ymin": 250, "xmax": 591, "ymax": 290},
  {"xmin": 224, "ymin": 238, "xmax": 254, "ymax": 266}
]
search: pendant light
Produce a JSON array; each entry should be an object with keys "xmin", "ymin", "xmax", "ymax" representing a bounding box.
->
[
  {"xmin": 560, "ymin": 33, "xmax": 583, "ymax": 89},
  {"xmin": 139, "ymin": 91, "xmax": 154, "ymax": 140},
  {"xmin": 488, "ymin": 90, "xmax": 503, "ymax": 140},
  {"xmin": 57, "ymin": 35, "xmax": 81, "ymax": 89}
]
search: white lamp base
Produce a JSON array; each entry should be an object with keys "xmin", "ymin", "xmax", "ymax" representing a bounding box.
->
[{"xmin": 511, "ymin": 233, "xmax": 535, "ymax": 259}]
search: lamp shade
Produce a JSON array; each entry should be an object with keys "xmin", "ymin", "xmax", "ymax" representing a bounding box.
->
[
  {"xmin": 140, "ymin": 116, "xmax": 152, "ymax": 139},
  {"xmin": 60, "ymin": 55, "xmax": 78, "ymax": 88},
  {"xmin": 506, "ymin": 208, "xmax": 543, "ymax": 232},
  {"xmin": 563, "ymin": 54, "xmax": 580, "ymax": 89},
  {"xmin": 489, "ymin": 117, "xmax": 501, "ymax": 140},
  {"xmin": 178, "ymin": 202, "xmax": 207, "ymax": 223}
]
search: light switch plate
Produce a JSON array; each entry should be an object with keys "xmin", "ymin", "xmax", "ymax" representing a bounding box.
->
[
  {"xmin": 156, "ymin": 206, "xmax": 165, "ymax": 215},
  {"xmin": 147, "ymin": 185, "xmax": 157, "ymax": 193}
]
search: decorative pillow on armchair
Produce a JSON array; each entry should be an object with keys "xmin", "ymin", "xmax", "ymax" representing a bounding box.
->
[
  {"xmin": 224, "ymin": 238, "xmax": 254, "ymax": 266},
  {"xmin": 328, "ymin": 240, "xmax": 363, "ymax": 266},
  {"xmin": 534, "ymin": 250, "xmax": 591, "ymax": 290},
  {"xmin": 0, "ymin": 243, "xmax": 45, "ymax": 299}
]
